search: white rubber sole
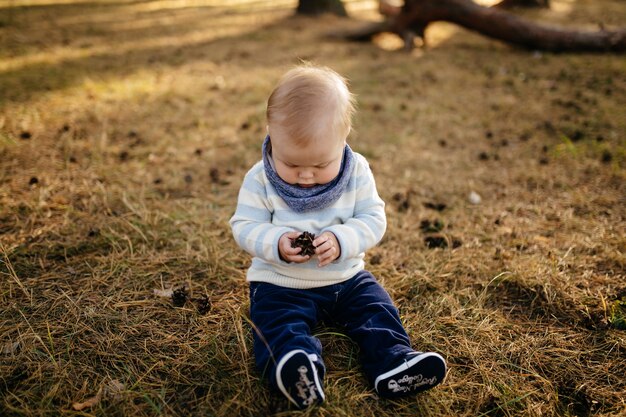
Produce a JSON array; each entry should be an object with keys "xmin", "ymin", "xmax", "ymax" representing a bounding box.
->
[
  {"xmin": 275, "ymin": 349, "xmax": 325, "ymax": 408},
  {"xmin": 374, "ymin": 352, "xmax": 447, "ymax": 394}
]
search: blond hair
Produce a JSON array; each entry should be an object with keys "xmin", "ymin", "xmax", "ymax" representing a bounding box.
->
[{"xmin": 267, "ymin": 64, "xmax": 356, "ymax": 145}]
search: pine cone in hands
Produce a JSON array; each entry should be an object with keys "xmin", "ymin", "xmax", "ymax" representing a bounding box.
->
[{"xmin": 291, "ymin": 231, "xmax": 316, "ymax": 257}]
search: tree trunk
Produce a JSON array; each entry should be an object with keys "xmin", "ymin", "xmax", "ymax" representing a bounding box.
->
[
  {"xmin": 495, "ymin": 0, "xmax": 550, "ymax": 8},
  {"xmin": 297, "ymin": 0, "xmax": 347, "ymax": 17},
  {"xmin": 344, "ymin": 0, "xmax": 626, "ymax": 53}
]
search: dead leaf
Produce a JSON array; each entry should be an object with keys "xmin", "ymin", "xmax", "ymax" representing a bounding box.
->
[
  {"xmin": 72, "ymin": 387, "xmax": 103, "ymax": 411},
  {"xmin": 105, "ymin": 379, "xmax": 125, "ymax": 400},
  {"xmin": 72, "ymin": 379, "xmax": 125, "ymax": 411},
  {"xmin": 153, "ymin": 288, "xmax": 174, "ymax": 298}
]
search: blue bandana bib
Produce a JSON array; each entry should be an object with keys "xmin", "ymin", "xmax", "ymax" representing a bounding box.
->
[{"xmin": 262, "ymin": 135, "xmax": 354, "ymax": 213}]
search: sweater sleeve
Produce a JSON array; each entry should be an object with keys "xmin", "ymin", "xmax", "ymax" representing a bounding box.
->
[
  {"xmin": 322, "ymin": 159, "xmax": 386, "ymax": 261},
  {"xmin": 229, "ymin": 166, "xmax": 294, "ymax": 264}
]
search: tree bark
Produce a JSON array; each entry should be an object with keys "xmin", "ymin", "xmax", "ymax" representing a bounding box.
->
[
  {"xmin": 297, "ymin": 0, "xmax": 347, "ymax": 17},
  {"xmin": 495, "ymin": 0, "xmax": 549, "ymax": 8},
  {"xmin": 344, "ymin": 0, "xmax": 626, "ymax": 53}
]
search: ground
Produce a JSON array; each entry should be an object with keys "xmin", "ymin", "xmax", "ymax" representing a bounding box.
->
[{"xmin": 0, "ymin": 0, "xmax": 625, "ymax": 416}]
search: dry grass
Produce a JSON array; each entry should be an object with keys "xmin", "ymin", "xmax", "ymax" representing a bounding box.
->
[{"xmin": 1, "ymin": 0, "xmax": 625, "ymax": 416}]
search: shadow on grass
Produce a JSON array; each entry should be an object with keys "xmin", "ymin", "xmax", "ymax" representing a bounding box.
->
[{"xmin": 0, "ymin": 0, "xmax": 298, "ymax": 105}]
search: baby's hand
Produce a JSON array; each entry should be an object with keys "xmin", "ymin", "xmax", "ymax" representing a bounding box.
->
[
  {"xmin": 279, "ymin": 232, "xmax": 311, "ymax": 264},
  {"xmin": 314, "ymin": 232, "xmax": 341, "ymax": 267}
]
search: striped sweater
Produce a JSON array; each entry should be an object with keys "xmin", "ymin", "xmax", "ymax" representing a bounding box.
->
[{"xmin": 229, "ymin": 152, "xmax": 386, "ymax": 289}]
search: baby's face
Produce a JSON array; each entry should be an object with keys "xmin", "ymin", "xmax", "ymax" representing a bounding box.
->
[{"xmin": 270, "ymin": 127, "xmax": 346, "ymax": 188}]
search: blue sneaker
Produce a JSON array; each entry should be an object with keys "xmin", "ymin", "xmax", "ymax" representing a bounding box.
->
[
  {"xmin": 276, "ymin": 349, "xmax": 325, "ymax": 409},
  {"xmin": 374, "ymin": 352, "xmax": 446, "ymax": 398}
]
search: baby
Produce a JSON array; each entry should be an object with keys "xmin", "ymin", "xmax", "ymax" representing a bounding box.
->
[{"xmin": 230, "ymin": 64, "xmax": 446, "ymax": 409}]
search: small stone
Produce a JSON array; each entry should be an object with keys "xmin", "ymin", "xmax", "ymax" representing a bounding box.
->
[
  {"xmin": 29, "ymin": 177, "xmax": 39, "ymax": 185},
  {"xmin": 468, "ymin": 191, "xmax": 482, "ymax": 205}
]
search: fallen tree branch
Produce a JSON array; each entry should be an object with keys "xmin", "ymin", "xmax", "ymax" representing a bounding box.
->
[
  {"xmin": 494, "ymin": 0, "xmax": 550, "ymax": 9},
  {"xmin": 343, "ymin": 0, "xmax": 626, "ymax": 53}
]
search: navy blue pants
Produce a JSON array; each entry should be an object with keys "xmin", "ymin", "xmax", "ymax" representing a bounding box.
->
[{"xmin": 249, "ymin": 270, "xmax": 414, "ymax": 389}]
